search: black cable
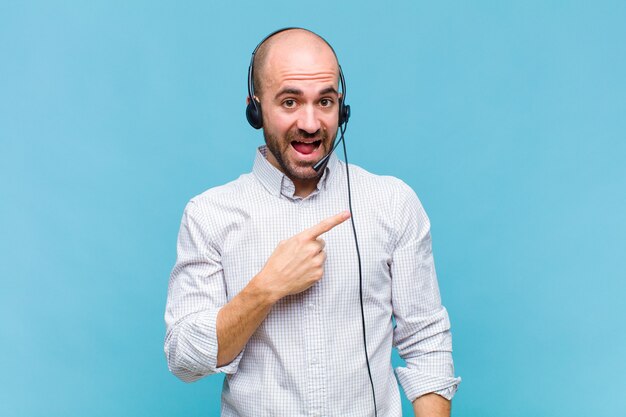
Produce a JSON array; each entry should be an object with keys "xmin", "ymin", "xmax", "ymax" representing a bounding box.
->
[{"xmin": 340, "ymin": 121, "xmax": 379, "ymax": 417}]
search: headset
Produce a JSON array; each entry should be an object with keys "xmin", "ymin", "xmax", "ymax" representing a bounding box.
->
[
  {"xmin": 246, "ymin": 28, "xmax": 378, "ymax": 417},
  {"xmin": 246, "ymin": 27, "xmax": 351, "ymax": 131}
]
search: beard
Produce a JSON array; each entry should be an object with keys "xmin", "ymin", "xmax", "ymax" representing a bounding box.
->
[{"xmin": 263, "ymin": 126, "xmax": 335, "ymax": 182}]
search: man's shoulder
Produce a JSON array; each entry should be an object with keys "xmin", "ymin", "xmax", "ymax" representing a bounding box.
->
[
  {"xmin": 343, "ymin": 162, "xmax": 418, "ymax": 199},
  {"xmin": 344, "ymin": 163, "xmax": 430, "ymax": 233},
  {"xmin": 189, "ymin": 173, "xmax": 255, "ymax": 205},
  {"xmin": 182, "ymin": 173, "xmax": 257, "ymax": 221}
]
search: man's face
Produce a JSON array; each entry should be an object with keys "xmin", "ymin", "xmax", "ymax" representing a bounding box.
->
[{"xmin": 258, "ymin": 36, "xmax": 340, "ymax": 185}]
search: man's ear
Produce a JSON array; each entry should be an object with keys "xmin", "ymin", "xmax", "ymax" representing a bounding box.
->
[{"xmin": 246, "ymin": 96, "xmax": 261, "ymax": 105}]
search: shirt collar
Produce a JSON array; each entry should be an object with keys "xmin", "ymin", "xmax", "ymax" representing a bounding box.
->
[{"xmin": 252, "ymin": 145, "xmax": 339, "ymax": 199}]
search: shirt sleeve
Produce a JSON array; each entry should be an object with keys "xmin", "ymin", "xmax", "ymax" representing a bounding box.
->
[
  {"xmin": 163, "ymin": 200, "xmax": 244, "ymax": 383},
  {"xmin": 390, "ymin": 182, "xmax": 461, "ymax": 401}
]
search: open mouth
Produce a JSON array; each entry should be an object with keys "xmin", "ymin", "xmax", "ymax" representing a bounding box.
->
[{"xmin": 291, "ymin": 140, "xmax": 322, "ymax": 155}]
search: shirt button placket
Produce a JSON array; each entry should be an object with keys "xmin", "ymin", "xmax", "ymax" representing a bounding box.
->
[{"xmin": 300, "ymin": 198, "xmax": 327, "ymax": 417}]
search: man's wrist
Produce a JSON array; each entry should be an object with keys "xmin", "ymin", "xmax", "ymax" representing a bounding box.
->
[
  {"xmin": 412, "ymin": 393, "xmax": 451, "ymax": 417},
  {"xmin": 247, "ymin": 271, "xmax": 282, "ymax": 306}
]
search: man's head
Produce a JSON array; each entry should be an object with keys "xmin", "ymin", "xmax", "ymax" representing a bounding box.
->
[{"xmin": 248, "ymin": 28, "xmax": 343, "ymax": 191}]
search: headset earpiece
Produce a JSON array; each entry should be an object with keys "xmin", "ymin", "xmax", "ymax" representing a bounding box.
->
[
  {"xmin": 339, "ymin": 98, "xmax": 350, "ymax": 127},
  {"xmin": 246, "ymin": 98, "xmax": 263, "ymax": 130}
]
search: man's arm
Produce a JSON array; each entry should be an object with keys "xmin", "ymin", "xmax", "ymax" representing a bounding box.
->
[
  {"xmin": 166, "ymin": 205, "xmax": 349, "ymax": 379},
  {"xmin": 215, "ymin": 277, "xmax": 274, "ymax": 367},
  {"xmin": 389, "ymin": 180, "xmax": 461, "ymax": 404},
  {"xmin": 165, "ymin": 201, "xmax": 229, "ymax": 382},
  {"xmin": 413, "ymin": 393, "xmax": 451, "ymax": 417}
]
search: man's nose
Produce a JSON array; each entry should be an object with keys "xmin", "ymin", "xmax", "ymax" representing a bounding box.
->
[{"xmin": 296, "ymin": 106, "xmax": 321, "ymax": 134}]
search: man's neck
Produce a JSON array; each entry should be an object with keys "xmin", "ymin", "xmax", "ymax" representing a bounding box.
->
[
  {"xmin": 292, "ymin": 178, "xmax": 319, "ymax": 198},
  {"xmin": 264, "ymin": 148, "xmax": 323, "ymax": 198}
]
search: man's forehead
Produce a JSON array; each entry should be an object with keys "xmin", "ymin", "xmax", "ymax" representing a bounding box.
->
[{"xmin": 265, "ymin": 68, "xmax": 338, "ymax": 94}]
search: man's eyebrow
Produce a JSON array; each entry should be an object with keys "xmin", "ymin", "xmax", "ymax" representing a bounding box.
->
[
  {"xmin": 275, "ymin": 88, "xmax": 303, "ymax": 99},
  {"xmin": 319, "ymin": 87, "xmax": 339, "ymax": 96},
  {"xmin": 274, "ymin": 86, "xmax": 339, "ymax": 99}
]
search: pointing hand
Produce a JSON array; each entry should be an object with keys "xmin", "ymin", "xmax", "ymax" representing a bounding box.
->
[{"xmin": 255, "ymin": 211, "xmax": 351, "ymax": 300}]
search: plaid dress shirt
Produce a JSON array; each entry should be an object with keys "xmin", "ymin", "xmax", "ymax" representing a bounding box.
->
[{"xmin": 164, "ymin": 146, "xmax": 460, "ymax": 416}]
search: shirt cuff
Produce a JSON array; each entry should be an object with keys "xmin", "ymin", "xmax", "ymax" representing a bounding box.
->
[
  {"xmin": 171, "ymin": 308, "xmax": 245, "ymax": 377},
  {"xmin": 395, "ymin": 366, "xmax": 461, "ymax": 401},
  {"xmin": 197, "ymin": 308, "xmax": 245, "ymax": 375}
]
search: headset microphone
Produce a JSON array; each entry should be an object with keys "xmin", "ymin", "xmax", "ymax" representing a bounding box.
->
[{"xmin": 313, "ymin": 123, "xmax": 347, "ymax": 172}]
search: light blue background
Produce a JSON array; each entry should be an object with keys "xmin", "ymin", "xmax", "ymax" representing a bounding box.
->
[{"xmin": 1, "ymin": 1, "xmax": 625, "ymax": 416}]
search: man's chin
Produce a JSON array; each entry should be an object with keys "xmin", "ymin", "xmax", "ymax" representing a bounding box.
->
[{"xmin": 285, "ymin": 162, "xmax": 322, "ymax": 181}]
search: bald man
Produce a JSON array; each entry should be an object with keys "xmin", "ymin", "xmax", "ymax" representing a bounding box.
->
[{"xmin": 164, "ymin": 28, "xmax": 460, "ymax": 417}]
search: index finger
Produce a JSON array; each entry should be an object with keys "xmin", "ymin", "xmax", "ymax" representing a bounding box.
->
[{"xmin": 303, "ymin": 211, "xmax": 351, "ymax": 239}]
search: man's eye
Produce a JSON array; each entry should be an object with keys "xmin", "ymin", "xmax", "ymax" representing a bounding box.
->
[
  {"xmin": 320, "ymin": 98, "xmax": 333, "ymax": 107},
  {"xmin": 283, "ymin": 99, "xmax": 296, "ymax": 108}
]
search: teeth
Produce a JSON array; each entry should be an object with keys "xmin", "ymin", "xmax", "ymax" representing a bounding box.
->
[{"xmin": 293, "ymin": 140, "xmax": 321, "ymax": 145}]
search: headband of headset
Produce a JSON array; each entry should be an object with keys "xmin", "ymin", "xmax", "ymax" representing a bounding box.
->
[{"xmin": 245, "ymin": 27, "xmax": 350, "ymax": 130}]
